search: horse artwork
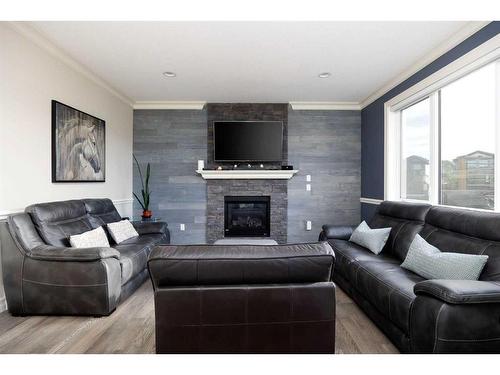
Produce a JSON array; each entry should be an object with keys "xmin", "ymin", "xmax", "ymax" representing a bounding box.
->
[{"xmin": 52, "ymin": 100, "xmax": 105, "ymax": 182}]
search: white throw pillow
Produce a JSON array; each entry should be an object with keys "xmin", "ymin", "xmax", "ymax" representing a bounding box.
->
[
  {"xmin": 349, "ymin": 221, "xmax": 391, "ymax": 255},
  {"xmin": 107, "ymin": 220, "xmax": 139, "ymax": 244},
  {"xmin": 69, "ymin": 226, "xmax": 110, "ymax": 248},
  {"xmin": 401, "ymin": 234, "xmax": 488, "ymax": 280}
]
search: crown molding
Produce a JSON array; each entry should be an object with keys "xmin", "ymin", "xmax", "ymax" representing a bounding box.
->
[
  {"xmin": 360, "ymin": 21, "xmax": 491, "ymax": 109},
  {"xmin": 289, "ymin": 101, "xmax": 361, "ymax": 110},
  {"xmin": 133, "ymin": 101, "xmax": 207, "ymax": 110},
  {"xmin": 8, "ymin": 22, "xmax": 134, "ymax": 108}
]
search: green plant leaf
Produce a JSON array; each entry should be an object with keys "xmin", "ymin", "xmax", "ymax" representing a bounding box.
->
[{"xmin": 133, "ymin": 192, "xmax": 145, "ymax": 210}]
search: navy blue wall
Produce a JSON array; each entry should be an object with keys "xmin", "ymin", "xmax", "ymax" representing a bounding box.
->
[{"xmin": 361, "ymin": 22, "xmax": 500, "ymax": 220}]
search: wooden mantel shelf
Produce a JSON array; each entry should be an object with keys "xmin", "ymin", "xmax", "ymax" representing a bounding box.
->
[{"xmin": 196, "ymin": 169, "xmax": 299, "ymax": 180}]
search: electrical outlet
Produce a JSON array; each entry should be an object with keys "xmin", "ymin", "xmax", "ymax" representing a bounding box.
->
[
  {"xmin": 306, "ymin": 221, "xmax": 312, "ymax": 231},
  {"xmin": 306, "ymin": 175, "xmax": 311, "ymax": 182},
  {"xmin": 180, "ymin": 223, "xmax": 185, "ymax": 231},
  {"xmin": 306, "ymin": 184, "xmax": 311, "ymax": 191}
]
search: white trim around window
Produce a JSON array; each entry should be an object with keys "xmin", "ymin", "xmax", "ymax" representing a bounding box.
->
[{"xmin": 384, "ymin": 34, "xmax": 500, "ymax": 209}]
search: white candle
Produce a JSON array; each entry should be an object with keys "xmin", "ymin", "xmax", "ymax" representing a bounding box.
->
[{"xmin": 197, "ymin": 160, "xmax": 205, "ymax": 170}]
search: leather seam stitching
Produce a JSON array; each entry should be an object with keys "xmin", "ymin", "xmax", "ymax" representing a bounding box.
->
[
  {"xmin": 22, "ymin": 279, "xmax": 107, "ymax": 287},
  {"xmin": 432, "ymin": 304, "xmax": 446, "ymax": 353}
]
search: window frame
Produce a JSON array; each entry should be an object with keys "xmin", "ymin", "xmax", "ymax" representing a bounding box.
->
[{"xmin": 384, "ymin": 36, "xmax": 500, "ymax": 212}]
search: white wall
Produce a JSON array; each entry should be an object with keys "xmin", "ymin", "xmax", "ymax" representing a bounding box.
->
[{"xmin": 0, "ymin": 23, "xmax": 134, "ymax": 312}]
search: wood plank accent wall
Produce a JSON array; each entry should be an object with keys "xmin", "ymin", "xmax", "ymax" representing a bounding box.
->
[
  {"xmin": 206, "ymin": 103, "xmax": 288, "ymax": 169},
  {"xmin": 287, "ymin": 110, "xmax": 361, "ymax": 242},
  {"xmin": 133, "ymin": 109, "xmax": 207, "ymax": 244}
]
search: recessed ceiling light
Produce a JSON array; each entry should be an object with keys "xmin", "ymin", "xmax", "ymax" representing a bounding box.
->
[
  {"xmin": 318, "ymin": 72, "xmax": 331, "ymax": 78},
  {"xmin": 163, "ymin": 71, "xmax": 176, "ymax": 78}
]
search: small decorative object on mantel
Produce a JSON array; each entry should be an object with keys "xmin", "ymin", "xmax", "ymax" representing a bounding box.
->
[
  {"xmin": 197, "ymin": 160, "xmax": 205, "ymax": 170},
  {"xmin": 51, "ymin": 100, "xmax": 105, "ymax": 182},
  {"xmin": 133, "ymin": 154, "xmax": 153, "ymax": 220}
]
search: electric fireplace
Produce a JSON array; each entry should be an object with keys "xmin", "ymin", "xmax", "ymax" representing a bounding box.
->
[{"xmin": 224, "ymin": 196, "xmax": 271, "ymax": 237}]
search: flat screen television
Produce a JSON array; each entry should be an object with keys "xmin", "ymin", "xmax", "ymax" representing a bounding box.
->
[{"xmin": 214, "ymin": 121, "xmax": 283, "ymax": 162}]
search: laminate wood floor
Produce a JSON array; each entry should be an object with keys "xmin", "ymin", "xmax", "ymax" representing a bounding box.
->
[{"xmin": 0, "ymin": 282, "xmax": 398, "ymax": 354}]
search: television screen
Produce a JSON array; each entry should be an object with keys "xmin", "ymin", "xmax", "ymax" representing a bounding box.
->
[{"xmin": 214, "ymin": 121, "xmax": 283, "ymax": 162}]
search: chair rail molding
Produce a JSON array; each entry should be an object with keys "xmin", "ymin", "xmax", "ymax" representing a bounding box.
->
[
  {"xmin": 0, "ymin": 198, "xmax": 134, "ymax": 220},
  {"xmin": 360, "ymin": 197, "xmax": 383, "ymax": 205}
]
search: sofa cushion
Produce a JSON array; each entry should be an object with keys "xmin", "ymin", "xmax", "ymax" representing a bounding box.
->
[
  {"xmin": 83, "ymin": 198, "xmax": 122, "ymax": 228},
  {"xmin": 148, "ymin": 242, "xmax": 335, "ymax": 287},
  {"xmin": 369, "ymin": 201, "xmax": 431, "ymax": 261},
  {"xmin": 114, "ymin": 234, "xmax": 163, "ymax": 285},
  {"xmin": 352, "ymin": 260, "xmax": 424, "ymax": 333},
  {"xmin": 328, "ymin": 239, "xmax": 399, "ymax": 281},
  {"xmin": 25, "ymin": 200, "xmax": 93, "ymax": 247},
  {"xmin": 421, "ymin": 206, "xmax": 500, "ymax": 282}
]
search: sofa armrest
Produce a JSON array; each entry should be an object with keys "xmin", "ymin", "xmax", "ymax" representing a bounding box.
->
[
  {"xmin": 131, "ymin": 221, "xmax": 168, "ymax": 235},
  {"xmin": 29, "ymin": 244, "xmax": 120, "ymax": 262},
  {"xmin": 319, "ymin": 225, "xmax": 355, "ymax": 241},
  {"xmin": 414, "ymin": 279, "xmax": 500, "ymax": 304}
]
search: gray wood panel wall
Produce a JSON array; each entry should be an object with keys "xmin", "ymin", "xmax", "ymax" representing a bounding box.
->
[
  {"xmin": 287, "ymin": 110, "xmax": 361, "ymax": 243},
  {"xmin": 133, "ymin": 107, "xmax": 361, "ymax": 244},
  {"xmin": 133, "ymin": 109, "xmax": 207, "ymax": 244},
  {"xmin": 206, "ymin": 103, "xmax": 288, "ymax": 169}
]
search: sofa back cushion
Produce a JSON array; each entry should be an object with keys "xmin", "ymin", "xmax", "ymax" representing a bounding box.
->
[
  {"xmin": 83, "ymin": 198, "xmax": 122, "ymax": 228},
  {"xmin": 25, "ymin": 200, "xmax": 93, "ymax": 247},
  {"xmin": 148, "ymin": 242, "xmax": 335, "ymax": 287},
  {"xmin": 369, "ymin": 201, "xmax": 431, "ymax": 261},
  {"xmin": 420, "ymin": 206, "xmax": 500, "ymax": 281}
]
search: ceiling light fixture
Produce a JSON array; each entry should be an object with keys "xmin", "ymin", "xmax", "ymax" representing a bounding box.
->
[
  {"xmin": 318, "ymin": 72, "xmax": 331, "ymax": 78},
  {"xmin": 163, "ymin": 71, "xmax": 177, "ymax": 78}
]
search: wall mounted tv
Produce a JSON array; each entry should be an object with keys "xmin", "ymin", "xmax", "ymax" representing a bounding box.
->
[{"xmin": 214, "ymin": 121, "xmax": 283, "ymax": 162}]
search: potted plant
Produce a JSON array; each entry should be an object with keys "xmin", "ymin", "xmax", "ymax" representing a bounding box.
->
[{"xmin": 133, "ymin": 155, "xmax": 152, "ymax": 220}]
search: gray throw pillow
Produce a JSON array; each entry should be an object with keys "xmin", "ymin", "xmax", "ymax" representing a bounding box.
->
[
  {"xmin": 401, "ymin": 234, "xmax": 488, "ymax": 280},
  {"xmin": 349, "ymin": 221, "xmax": 391, "ymax": 255}
]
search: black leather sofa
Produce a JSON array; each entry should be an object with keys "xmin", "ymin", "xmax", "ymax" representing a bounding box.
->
[
  {"xmin": 148, "ymin": 242, "xmax": 336, "ymax": 353},
  {"xmin": 0, "ymin": 198, "xmax": 169, "ymax": 316},
  {"xmin": 320, "ymin": 201, "xmax": 500, "ymax": 353}
]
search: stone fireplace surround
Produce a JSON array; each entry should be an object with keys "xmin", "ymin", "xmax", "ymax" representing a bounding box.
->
[
  {"xmin": 206, "ymin": 179, "xmax": 287, "ymax": 244},
  {"xmin": 205, "ymin": 103, "xmax": 289, "ymax": 244}
]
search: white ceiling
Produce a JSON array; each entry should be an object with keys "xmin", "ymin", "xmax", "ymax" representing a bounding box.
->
[{"xmin": 31, "ymin": 21, "xmax": 471, "ymax": 104}]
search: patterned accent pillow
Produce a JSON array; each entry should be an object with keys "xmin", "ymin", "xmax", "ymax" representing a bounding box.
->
[
  {"xmin": 348, "ymin": 221, "xmax": 391, "ymax": 255},
  {"xmin": 401, "ymin": 234, "xmax": 488, "ymax": 280},
  {"xmin": 107, "ymin": 220, "xmax": 139, "ymax": 244},
  {"xmin": 69, "ymin": 226, "xmax": 110, "ymax": 248}
]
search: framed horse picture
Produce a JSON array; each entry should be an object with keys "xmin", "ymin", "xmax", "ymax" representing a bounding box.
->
[{"xmin": 51, "ymin": 100, "xmax": 106, "ymax": 182}]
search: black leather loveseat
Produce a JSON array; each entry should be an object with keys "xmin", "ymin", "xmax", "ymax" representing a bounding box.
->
[
  {"xmin": 0, "ymin": 198, "xmax": 169, "ymax": 316},
  {"xmin": 320, "ymin": 201, "xmax": 500, "ymax": 353}
]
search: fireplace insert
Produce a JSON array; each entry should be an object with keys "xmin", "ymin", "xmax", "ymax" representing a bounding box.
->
[{"xmin": 224, "ymin": 196, "xmax": 270, "ymax": 237}]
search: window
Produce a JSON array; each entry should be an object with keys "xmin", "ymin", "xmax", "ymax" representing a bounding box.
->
[
  {"xmin": 387, "ymin": 58, "xmax": 500, "ymax": 211},
  {"xmin": 440, "ymin": 63, "xmax": 496, "ymax": 210},
  {"xmin": 400, "ymin": 98, "xmax": 431, "ymax": 201}
]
